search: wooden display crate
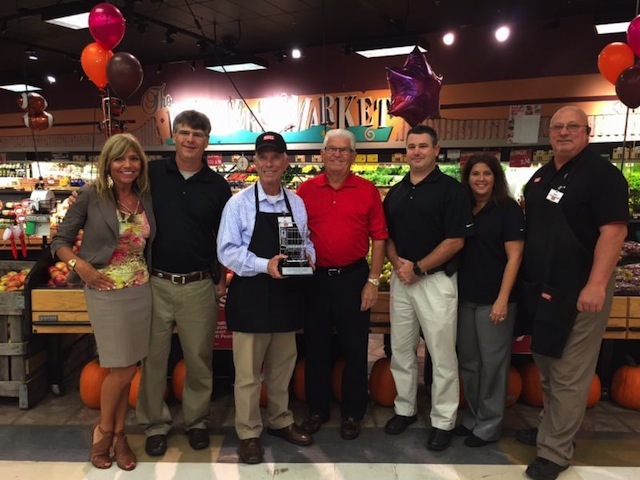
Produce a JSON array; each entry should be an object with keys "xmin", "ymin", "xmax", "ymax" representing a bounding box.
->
[
  {"xmin": 370, "ymin": 292, "xmax": 390, "ymax": 334},
  {"xmin": 30, "ymin": 288, "xmax": 90, "ymax": 334},
  {"xmin": 604, "ymin": 296, "xmax": 629, "ymax": 339}
]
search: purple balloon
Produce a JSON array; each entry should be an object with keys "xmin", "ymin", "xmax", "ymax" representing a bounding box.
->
[
  {"xmin": 616, "ymin": 64, "xmax": 640, "ymax": 109},
  {"xmin": 386, "ymin": 47, "xmax": 443, "ymax": 126},
  {"xmin": 89, "ymin": 3, "xmax": 125, "ymax": 51},
  {"xmin": 107, "ymin": 52, "xmax": 144, "ymax": 99}
]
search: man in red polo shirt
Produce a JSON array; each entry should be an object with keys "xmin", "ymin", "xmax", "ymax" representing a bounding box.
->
[{"xmin": 297, "ymin": 129, "xmax": 388, "ymax": 440}]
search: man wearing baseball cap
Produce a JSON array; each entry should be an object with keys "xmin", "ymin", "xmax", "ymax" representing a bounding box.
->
[{"xmin": 217, "ymin": 131, "xmax": 315, "ymax": 464}]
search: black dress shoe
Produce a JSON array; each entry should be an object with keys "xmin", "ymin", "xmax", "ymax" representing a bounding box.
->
[
  {"xmin": 187, "ymin": 428, "xmax": 210, "ymax": 450},
  {"xmin": 340, "ymin": 417, "xmax": 361, "ymax": 440},
  {"xmin": 525, "ymin": 456, "xmax": 569, "ymax": 480},
  {"xmin": 301, "ymin": 414, "xmax": 329, "ymax": 434},
  {"xmin": 384, "ymin": 414, "xmax": 418, "ymax": 435},
  {"xmin": 145, "ymin": 434, "xmax": 167, "ymax": 456},
  {"xmin": 516, "ymin": 427, "xmax": 538, "ymax": 446},
  {"xmin": 267, "ymin": 423, "xmax": 313, "ymax": 446},
  {"xmin": 238, "ymin": 438, "xmax": 264, "ymax": 465},
  {"xmin": 452, "ymin": 425, "xmax": 473, "ymax": 436},
  {"xmin": 464, "ymin": 433, "xmax": 493, "ymax": 447},
  {"xmin": 426, "ymin": 427, "xmax": 452, "ymax": 451}
]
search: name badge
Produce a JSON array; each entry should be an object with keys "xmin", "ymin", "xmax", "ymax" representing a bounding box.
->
[
  {"xmin": 546, "ymin": 188, "xmax": 564, "ymax": 203},
  {"xmin": 278, "ymin": 216, "xmax": 293, "ymax": 228}
]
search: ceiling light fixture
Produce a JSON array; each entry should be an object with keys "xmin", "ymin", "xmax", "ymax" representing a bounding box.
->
[
  {"xmin": 442, "ymin": 32, "xmax": 455, "ymax": 46},
  {"xmin": 351, "ymin": 36, "xmax": 429, "ymax": 58},
  {"xmin": 205, "ymin": 56, "xmax": 268, "ymax": 73},
  {"xmin": 494, "ymin": 25, "xmax": 510, "ymax": 42},
  {"xmin": 0, "ymin": 84, "xmax": 42, "ymax": 93},
  {"xmin": 42, "ymin": 3, "xmax": 90, "ymax": 30},
  {"xmin": 47, "ymin": 75, "xmax": 56, "ymax": 84},
  {"xmin": 44, "ymin": 12, "xmax": 89, "ymax": 30},
  {"xmin": 25, "ymin": 48, "xmax": 38, "ymax": 61},
  {"xmin": 595, "ymin": 21, "xmax": 630, "ymax": 34},
  {"xmin": 291, "ymin": 48, "xmax": 302, "ymax": 59}
]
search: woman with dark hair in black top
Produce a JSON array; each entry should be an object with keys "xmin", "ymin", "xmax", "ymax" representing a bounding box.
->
[{"xmin": 454, "ymin": 153, "xmax": 525, "ymax": 447}]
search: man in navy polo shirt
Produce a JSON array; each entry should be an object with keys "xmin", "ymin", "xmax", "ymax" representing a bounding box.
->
[{"xmin": 382, "ymin": 124, "xmax": 474, "ymax": 451}]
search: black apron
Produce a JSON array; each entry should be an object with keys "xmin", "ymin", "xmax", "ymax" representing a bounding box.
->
[
  {"xmin": 519, "ymin": 164, "xmax": 592, "ymax": 358},
  {"xmin": 225, "ymin": 185, "xmax": 307, "ymax": 333}
]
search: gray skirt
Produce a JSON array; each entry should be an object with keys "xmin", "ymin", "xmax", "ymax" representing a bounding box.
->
[{"xmin": 84, "ymin": 283, "xmax": 152, "ymax": 368}]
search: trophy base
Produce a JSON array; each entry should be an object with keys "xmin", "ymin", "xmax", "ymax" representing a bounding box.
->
[{"xmin": 280, "ymin": 264, "xmax": 314, "ymax": 276}]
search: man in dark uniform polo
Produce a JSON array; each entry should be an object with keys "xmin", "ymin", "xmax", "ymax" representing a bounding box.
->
[{"xmin": 517, "ymin": 106, "xmax": 628, "ymax": 480}]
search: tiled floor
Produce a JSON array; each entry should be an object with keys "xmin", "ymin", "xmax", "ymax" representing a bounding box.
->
[{"xmin": 0, "ymin": 335, "xmax": 639, "ymax": 479}]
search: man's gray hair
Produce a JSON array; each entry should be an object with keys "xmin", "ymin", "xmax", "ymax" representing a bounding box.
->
[{"xmin": 323, "ymin": 129, "xmax": 356, "ymax": 151}]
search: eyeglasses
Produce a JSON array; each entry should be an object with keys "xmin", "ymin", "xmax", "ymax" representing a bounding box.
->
[
  {"xmin": 549, "ymin": 123, "xmax": 589, "ymax": 133},
  {"xmin": 324, "ymin": 146, "xmax": 353, "ymax": 155},
  {"xmin": 176, "ymin": 129, "xmax": 208, "ymax": 139}
]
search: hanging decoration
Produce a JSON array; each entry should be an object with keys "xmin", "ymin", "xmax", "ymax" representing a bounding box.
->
[
  {"xmin": 17, "ymin": 92, "xmax": 53, "ymax": 131},
  {"xmin": 386, "ymin": 47, "xmax": 443, "ymax": 126},
  {"xmin": 88, "ymin": 3, "xmax": 126, "ymax": 51}
]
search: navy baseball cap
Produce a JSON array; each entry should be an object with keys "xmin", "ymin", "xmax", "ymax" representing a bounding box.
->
[{"xmin": 255, "ymin": 131, "xmax": 287, "ymax": 153}]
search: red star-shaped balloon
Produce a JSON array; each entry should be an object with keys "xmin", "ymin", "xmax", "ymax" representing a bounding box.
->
[{"xmin": 386, "ymin": 47, "xmax": 443, "ymax": 126}]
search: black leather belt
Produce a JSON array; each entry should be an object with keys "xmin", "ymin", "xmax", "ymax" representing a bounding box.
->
[
  {"xmin": 315, "ymin": 259, "xmax": 367, "ymax": 276},
  {"xmin": 151, "ymin": 269, "xmax": 211, "ymax": 284}
]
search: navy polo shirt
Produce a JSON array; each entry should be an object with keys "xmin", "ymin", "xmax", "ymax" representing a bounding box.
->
[
  {"xmin": 458, "ymin": 198, "xmax": 525, "ymax": 304},
  {"xmin": 149, "ymin": 156, "xmax": 232, "ymax": 274},
  {"xmin": 383, "ymin": 166, "xmax": 474, "ymax": 264},
  {"xmin": 524, "ymin": 147, "xmax": 628, "ymax": 255}
]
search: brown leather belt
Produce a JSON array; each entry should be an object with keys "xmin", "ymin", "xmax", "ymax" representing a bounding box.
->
[{"xmin": 151, "ymin": 269, "xmax": 211, "ymax": 285}]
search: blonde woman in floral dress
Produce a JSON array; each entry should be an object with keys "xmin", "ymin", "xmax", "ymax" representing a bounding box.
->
[{"xmin": 52, "ymin": 133, "xmax": 155, "ymax": 471}]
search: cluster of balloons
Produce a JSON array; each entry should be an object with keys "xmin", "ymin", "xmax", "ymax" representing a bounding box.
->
[
  {"xmin": 80, "ymin": 3, "xmax": 144, "ymax": 100},
  {"xmin": 386, "ymin": 47, "xmax": 443, "ymax": 126},
  {"xmin": 598, "ymin": 15, "xmax": 640, "ymax": 109},
  {"xmin": 17, "ymin": 92, "xmax": 53, "ymax": 131}
]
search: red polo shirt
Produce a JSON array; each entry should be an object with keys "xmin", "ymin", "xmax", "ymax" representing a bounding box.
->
[{"xmin": 298, "ymin": 172, "xmax": 388, "ymax": 267}]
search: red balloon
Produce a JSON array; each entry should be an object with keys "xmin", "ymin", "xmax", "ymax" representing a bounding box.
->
[
  {"xmin": 89, "ymin": 3, "xmax": 126, "ymax": 51},
  {"xmin": 24, "ymin": 112, "xmax": 53, "ymax": 131},
  {"xmin": 17, "ymin": 92, "xmax": 48, "ymax": 116},
  {"xmin": 81, "ymin": 42, "xmax": 113, "ymax": 89},
  {"xmin": 598, "ymin": 42, "xmax": 635, "ymax": 85},
  {"xmin": 107, "ymin": 52, "xmax": 144, "ymax": 99},
  {"xmin": 616, "ymin": 64, "xmax": 640, "ymax": 109},
  {"xmin": 627, "ymin": 15, "xmax": 640, "ymax": 57},
  {"xmin": 386, "ymin": 47, "xmax": 442, "ymax": 126}
]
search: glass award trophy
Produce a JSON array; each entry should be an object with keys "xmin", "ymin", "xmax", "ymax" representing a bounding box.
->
[{"xmin": 278, "ymin": 217, "xmax": 313, "ymax": 276}]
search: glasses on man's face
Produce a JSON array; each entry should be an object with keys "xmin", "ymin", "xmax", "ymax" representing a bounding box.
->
[
  {"xmin": 549, "ymin": 123, "xmax": 588, "ymax": 134},
  {"xmin": 324, "ymin": 146, "xmax": 352, "ymax": 155},
  {"xmin": 176, "ymin": 129, "xmax": 208, "ymax": 140}
]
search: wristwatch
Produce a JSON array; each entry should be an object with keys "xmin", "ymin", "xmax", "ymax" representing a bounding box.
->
[
  {"xmin": 413, "ymin": 261, "xmax": 424, "ymax": 276},
  {"xmin": 367, "ymin": 277, "xmax": 380, "ymax": 287},
  {"xmin": 67, "ymin": 258, "xmax": 77, "ymax": 271}
]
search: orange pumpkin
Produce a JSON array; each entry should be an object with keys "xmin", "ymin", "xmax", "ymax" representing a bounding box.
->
[
  {"xmin": 586, "ymin": 374, "xmax": 601, "ymax": 408},
  {"xmin": 331, "ymin": 357, "xmax": 346, "ymax": 402},
  {"xmin": 505, "ymin": 366, "xmax": 523, "ymax": 407},
  {"xmin": 519, "ymin": 362, "xmax": 543, "ymax": 407},
  {"xmin": 79, "ymin": 359, "xmax": 109, "ymax": 409},
  {"xmin": 292, "ymin": 358, "xmax": 306, "ymax": 402},
  {"xmin": 611, "ymin": 358, "xmax": 640, "ymax": 409},
  {"xmin": 260, "ymin": 381, "xmax": 268, "ymax": 407},
  {"xmin": 368, "ymin": 357, "xmax": 396, "ymax": 407},
  {"xmin": 172, "ymin": 359, "xmax": 187, "ymax": 402}
]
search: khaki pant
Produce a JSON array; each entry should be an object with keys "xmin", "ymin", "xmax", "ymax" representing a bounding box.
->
[
  {"xmin": 137, "ymin": 277, "xmax": 217, "ymax": 436},
  {"xmin": 233, "ymin": 331, "xmax": 297, "ymax": 440},
  {"xmin": 532, "ymin": 276, "xmax": 614, "ymax": 466}
]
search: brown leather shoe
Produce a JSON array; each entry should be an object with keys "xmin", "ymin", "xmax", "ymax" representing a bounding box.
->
[
  {"xmin": 267, "ymin": 423, "xmax": 313, "ymax": 446},
  {"xmin": 237, "ymin": 438, "xmax": 264, "ymax": 464},
  {"xmin": 301, "ymin": 414, "xmax": 329, "ymax": 434},
  {"xmin": 340, "ymin": 416, "xmax": 361, "ymax": 440}
]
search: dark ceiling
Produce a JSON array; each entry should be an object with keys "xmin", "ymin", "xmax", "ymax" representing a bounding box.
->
[{"xmin": 0, "ymin": 0, "xmax": 636, "ymax": 88}]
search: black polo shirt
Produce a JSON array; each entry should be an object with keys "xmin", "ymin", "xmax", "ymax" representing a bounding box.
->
[
  {"xmin": 383, "ymin": 166, "xmax": 474, "ymax": 264},
  {"xmin": 523, "ymin": 147, "xmax": 628, "ymax": 256},
  {"xmin": 149, "ymin": 156, "xmax": 232, "ymax": 273},
  {"xmin": 458, "ymin": 199, "xmax": 525, "ymax": 304}
]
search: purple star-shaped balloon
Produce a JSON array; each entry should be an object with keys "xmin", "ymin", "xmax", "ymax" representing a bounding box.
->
[{"xmin": 386, "ymin": 47, "xmax": 443, "ymax": 126}]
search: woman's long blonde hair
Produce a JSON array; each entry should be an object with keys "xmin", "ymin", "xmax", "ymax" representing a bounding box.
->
[{"xmin": 94, "ymin": 133, "xmax": 150, "ymax": 201}]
